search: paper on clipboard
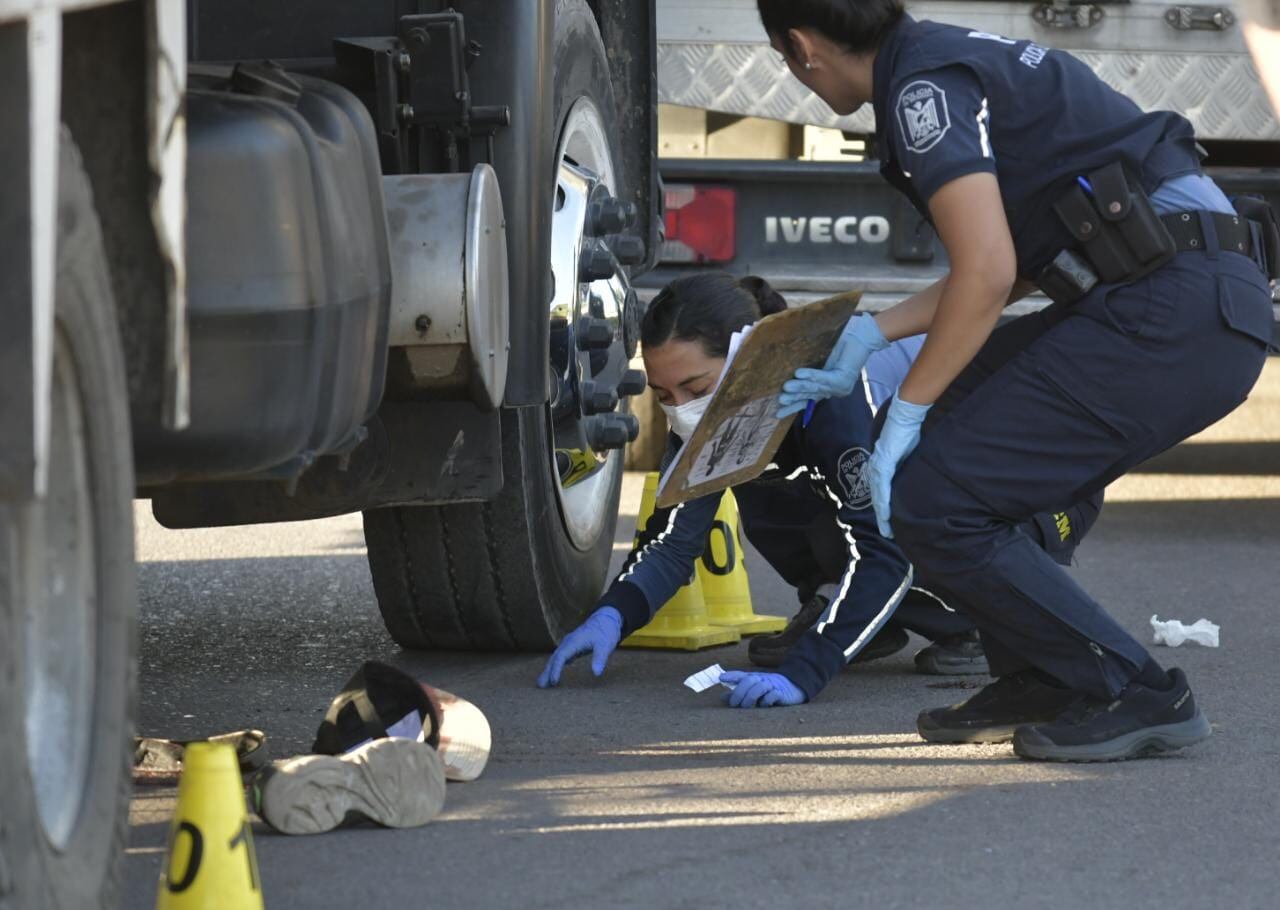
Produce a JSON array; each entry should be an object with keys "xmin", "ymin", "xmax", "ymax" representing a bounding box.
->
[
  {"xmin": 656, "ymin": 324, "xmax": 755, "ymax": 494},
  {"xmin": 654, "ymin": 290, "xmax": 863, "ymax": 509}
]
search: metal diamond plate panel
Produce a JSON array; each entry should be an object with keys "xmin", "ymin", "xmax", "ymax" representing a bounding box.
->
[{"xmin": 658, "ymin": 43, "xmax": 1279, "ymax": 141}]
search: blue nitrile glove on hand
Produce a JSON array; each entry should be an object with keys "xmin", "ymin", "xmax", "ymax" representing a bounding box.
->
[
  {"xmin": 869, "ymin": 393, "xmax": 932, "ymax": 538},
  {"xmin": 536, "ymin": 607, "xmax": 623, "ymax": 688},
  {"xmin": 719, "ymin": 671, "xmax": 806, "ymax": 708},
  {"xmin": 777, "ymin": 313, "xmax": 889, "ymax": 418}
]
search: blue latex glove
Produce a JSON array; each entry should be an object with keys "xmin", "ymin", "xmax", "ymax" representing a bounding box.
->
[
  {"xmin": 777, "ymin": 313, "xmax": 889, "ymax": 417},
  {"xmin": 719, "ymin": 670, "xmax": 806, "ymax": 708},
  {"xmin": 868, "ymin": 394, "xmax": 932, "ymax": 538},
  {"xmin": 536, "ymin": 607, "xmax": 623, "ymax": 688}
]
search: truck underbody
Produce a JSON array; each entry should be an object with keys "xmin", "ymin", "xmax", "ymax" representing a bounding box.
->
[{"xmin": 2, "ymin": 1, "xmax": 660, "ymax": 904}]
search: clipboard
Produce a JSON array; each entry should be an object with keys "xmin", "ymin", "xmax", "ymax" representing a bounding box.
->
[{"xmin": 654, "ymin": 290, "xmax": 863, "ymax": 509}]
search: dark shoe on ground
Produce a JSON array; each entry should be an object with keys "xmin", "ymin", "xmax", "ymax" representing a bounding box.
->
[
  {"xmin": 914, "ymin": 630, "xmax": 989, "ymax": 676},
  {"xmin": 747, "ymin": 592, "xmax": 831, "ymax": 668},
  {"xmin": 133, "ymin": 729, "xmax": 267, "ymax": 785},
  {"xmin": 848, "ymin": 624, "xmax": 910, "ymax": 665},
  {"xmin": 313, "ymin": 661, "xmax": 441, "ymax": 755},
  {"xmin": 251, "ymin": 738, "xmax": 447, "ymax": 836},
  {"xmin": 1013, "ymin": 668, "xmax": 1210, "ymax": 762},
  {"xmin": 749, "ymin": 597, "xmax": 910, "ymax": 669},
  {"xmin": 917, "ymin": 670, "xmax": 1083, "ymax": 744}
]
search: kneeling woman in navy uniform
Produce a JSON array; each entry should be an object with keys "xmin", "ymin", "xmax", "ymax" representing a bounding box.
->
[
  {"xmin": 763, "ymin": 0, "xmax": 1275, "ymax": 757},
  {"xmin": 537, "ymin": 274, "xmax": 1097, "ymax": 708}
]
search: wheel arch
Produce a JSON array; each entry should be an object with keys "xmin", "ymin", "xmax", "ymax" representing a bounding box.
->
[
  {"xmin": 589, "ymin": 0, "xmax": 661, "ymax": 277},
  {"xmin": 453, "ymin": 0, "xmax": 556, "ymax": 407}
]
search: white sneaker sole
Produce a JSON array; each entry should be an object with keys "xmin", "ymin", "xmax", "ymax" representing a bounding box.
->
[{"xmin": 253, "ymin": 738, "xmax": 447, "ymax": 835}]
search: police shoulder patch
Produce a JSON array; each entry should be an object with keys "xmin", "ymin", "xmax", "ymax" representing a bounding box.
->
[
  {"xmin": 836, "ymin": 447, "xmax": 872, "ymax": 510},
  {"xmin": 895, "ymin": 80, "xmax": 951, "ymax": 154}
]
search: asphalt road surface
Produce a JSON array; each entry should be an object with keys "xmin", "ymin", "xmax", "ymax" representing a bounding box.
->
[{"xmin": 125, "ymin": 363, "xmax": 1280, "ymax": 910}]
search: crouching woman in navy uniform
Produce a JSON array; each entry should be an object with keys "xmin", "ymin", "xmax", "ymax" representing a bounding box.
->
[
  {"xmin": 763, "ymin": 0, "xmax": 1276, "ymax": 757},
  {"xmin": 537, "ymin": 274, "xmax": 1099, "ymax": 708}
]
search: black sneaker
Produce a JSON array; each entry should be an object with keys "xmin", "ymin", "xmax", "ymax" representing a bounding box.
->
[
  {"xmin": 747, "ymin": 592, "xmax": 831, "ymax": 668},
  {"xmin": 848, "ymin": 624, "xmax": 910, "ymax": 665},
  {"xmin": 250, "ymin": 738, "xmax": 447, "ymax": 836},
  {"xmin": 914, "ymin": 630, "xmax": 989, "ymax": 676},
  {"xmin": 1013, "ymin": 668, "xmax": 1210, "ymax": 762},
  {"xmin": 917, "ymin": 670, "xmax": 1083, "ymax": 744}
]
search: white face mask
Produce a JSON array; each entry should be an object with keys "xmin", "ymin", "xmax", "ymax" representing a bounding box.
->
[{"xmin": 660, "ymin": 395, "xmax": 711, "ymax": 440}]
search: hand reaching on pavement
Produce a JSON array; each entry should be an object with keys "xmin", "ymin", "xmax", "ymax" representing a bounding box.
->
[
  {"xmin": 536, "ymin": 607, "xmax": 623, "ymax": 688},
  {"xmin": 719, "ymin": 670, "xmax": 806, "ymax": 708}
]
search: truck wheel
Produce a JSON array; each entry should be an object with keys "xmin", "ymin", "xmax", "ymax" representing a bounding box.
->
[
  {"xmin": 364, "ymin": 0, "xmax": 627, "ymax": 650},
  {"xmin": 0, "ymin": 132, "xmax": 136, "ymax": 907}
]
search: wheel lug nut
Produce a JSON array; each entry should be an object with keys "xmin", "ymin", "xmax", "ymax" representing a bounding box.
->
[
  {"xmin": 587, "ymin": 414, "xmax": 639, "ymax": 450},
  {"xmin": 618, "ymin": 369, "xmax": 647, "ymax": 398},
  {"xmin": 576, "ymin": 317, "xmax": 614, "ymax": 351},
  {"xmin": 579, "ymin": 244, "xmax": 617, "ymax": 282},
  {"xmin": 580, "ymin": 381, "xmax": 619, "ymax": 415},
  {"xmin": 610, "ymin": 235, "xmax": 647, "ymax": 266},
  {"xmin": 589, "ymin": 197, "xmax": 637, "ymax": 236}
]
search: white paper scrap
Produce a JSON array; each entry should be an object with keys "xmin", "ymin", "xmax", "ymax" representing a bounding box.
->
[
  {"xmin": 684, "ymin": 663, "xmax": 733, "ymax": 693},
  {"xmin": 344, "ymin": 709, "xmax": 425, "ymax": 754},
  {"xmin": 723, "ymin": 324, "xmax": 755, "ymax": 370},
  {"xmin": 1150, "ymin": 615, "xmax": 1220, "ymax": 648}
]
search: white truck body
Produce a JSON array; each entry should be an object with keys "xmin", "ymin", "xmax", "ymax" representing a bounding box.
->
[{"xmin": 656, "ymin": 0, "xmax": 1278, "ymax": 142}]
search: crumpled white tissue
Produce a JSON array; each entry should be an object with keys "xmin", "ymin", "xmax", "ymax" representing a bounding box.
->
[{"xmin": 1150, "ymin": 614, "xmax": 1220, "ymax": 648}]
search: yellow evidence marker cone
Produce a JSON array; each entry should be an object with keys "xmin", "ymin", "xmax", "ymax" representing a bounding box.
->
[
  {"xmin": 157, "ymin": 742, "xmax": 264, "ymax": 910},
  {"xmin": 621, "ymin": 473, "xmax": 741, "ymax": 651},
  {"xmin": 699, "ymin": 490, "xmax": 787, "ymax": 635}
]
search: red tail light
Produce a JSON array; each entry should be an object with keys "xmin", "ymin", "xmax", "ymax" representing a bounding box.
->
[{"xmin": 662, "ymin": 185, "xmax": 736, "ymax": 264}]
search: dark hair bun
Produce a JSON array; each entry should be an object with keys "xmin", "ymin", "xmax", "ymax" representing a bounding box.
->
[
  {"xmin": 640, "ymin": 272, "xmax": 786, "ymax": 358},
  {"xmin": 739, "ymin": 276, "xmax": 788, "ymax": 316}
]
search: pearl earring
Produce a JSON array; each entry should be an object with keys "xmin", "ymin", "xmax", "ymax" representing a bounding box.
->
[{"xmin": 804, "ymin": 61, "xmax": 813, "ymax": 70}]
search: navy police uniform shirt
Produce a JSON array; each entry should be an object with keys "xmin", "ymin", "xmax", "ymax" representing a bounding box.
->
[{"xmin": 873, "ymin": 15, "xmax": 1203, "ymax": 278}]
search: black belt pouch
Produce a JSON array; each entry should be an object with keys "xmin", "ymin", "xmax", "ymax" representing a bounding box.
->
[
  {"xmin": 1052, "ymin": 162, "xmax": 1177, "ymax": 284},
  {"xmin": 1231, "ymin": 194, "xmax": 1280, "ymax": 281}
]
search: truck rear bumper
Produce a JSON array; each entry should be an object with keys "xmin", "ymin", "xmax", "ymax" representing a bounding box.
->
[{"xmin": 641, "ymin": 158, "xmax": 1280, "ymax": 341}]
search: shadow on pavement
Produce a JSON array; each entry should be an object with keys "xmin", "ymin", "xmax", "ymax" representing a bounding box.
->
[{"xmin": 1133, "ymin": 440, "xmax": 1280, "ymax": 475}]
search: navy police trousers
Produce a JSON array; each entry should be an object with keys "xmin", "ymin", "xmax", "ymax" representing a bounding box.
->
[{"xmin": 892, "ymin": 236, "xmax": 1273, "ymax": 699}]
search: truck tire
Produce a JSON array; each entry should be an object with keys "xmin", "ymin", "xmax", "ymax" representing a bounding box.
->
[
  {"xmin": 0, "ymin": 131, "xmax": 136, "ymax": 908},
  {"xmin": 364, "ymin": 0, "xmax": 626, "ymax": 650}
]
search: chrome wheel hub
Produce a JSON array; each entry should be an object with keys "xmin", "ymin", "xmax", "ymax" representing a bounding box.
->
[{"xmin": 548, "ymin": 98, "xmax": 646, "ymax": 549}]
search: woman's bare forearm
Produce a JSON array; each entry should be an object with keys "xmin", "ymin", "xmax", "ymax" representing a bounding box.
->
[
  {"xmin": 898, "ymin": 268, "xmax": 1009, "ymax": 405},
  {"xmin": 870, "ymin": 273, "xmax": 1032, "ymax": 345},
  {"xmin": 872, "ymin": 276, "xmax": 947, "ymax": 341}
]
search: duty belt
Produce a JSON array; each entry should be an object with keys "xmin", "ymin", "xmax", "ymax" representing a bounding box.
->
[
  {"xmin": 1158, "ymin": 210, "xmax": 1256, "ymax": 258},
  {"xmin": 1037, "ymin": 160, "xmax": 1279, "ymax": 305},
  {"xmin": 1038, "ymin": 210, "xmax": 1259, "ymax": 306}
]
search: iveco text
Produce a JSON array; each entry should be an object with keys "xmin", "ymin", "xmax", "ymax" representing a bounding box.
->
[{"xmin": 764, "ymin": 215, "xmax": 891, "ymax": 244}]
